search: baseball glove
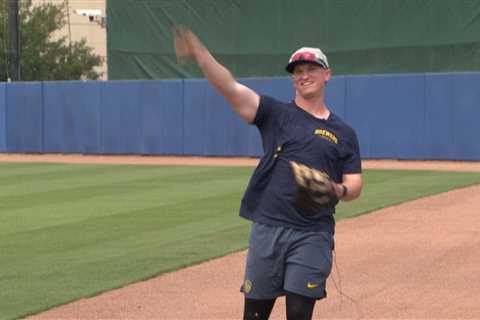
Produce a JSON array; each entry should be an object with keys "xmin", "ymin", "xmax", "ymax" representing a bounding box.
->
[{"xmin": 289, "ymin": 160, "xmax": 337, "ymax": 214}]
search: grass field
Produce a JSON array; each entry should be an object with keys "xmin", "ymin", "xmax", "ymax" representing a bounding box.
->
[{"xmin": 1, "ymin": 162, "xmax": 480, "ymax": 320}]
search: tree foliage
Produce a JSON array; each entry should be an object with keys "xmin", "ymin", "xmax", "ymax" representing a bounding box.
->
[{"xmin": 0, "ymin": 0, "xmax": 103, "ymax": 81}]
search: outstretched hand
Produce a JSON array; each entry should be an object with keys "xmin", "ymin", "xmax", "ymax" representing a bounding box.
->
[
  {"xmin": 171, "ymin": 25, "xmax": 260, "ymax": 124},
  {"xmin": 172, "ymin": 26, "xmax": 203, "ymax": 64}
]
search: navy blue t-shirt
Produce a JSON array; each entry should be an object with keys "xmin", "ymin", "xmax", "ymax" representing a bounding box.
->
[{"xmin": 239, "ymin": 95, "xmax": 362, "ymax": 233}]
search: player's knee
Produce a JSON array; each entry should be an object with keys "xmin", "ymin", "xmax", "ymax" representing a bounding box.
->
[
  {"xmin": 243, "ymin": 298, "xmax": 275, "ymax": 320},
  {"xmin": 286, "ymin": 304, "xmax": 310, "ymax": 320},
  {"xmin": 286, "ymin": 292, "xmax": 316, "ymax": 320}
]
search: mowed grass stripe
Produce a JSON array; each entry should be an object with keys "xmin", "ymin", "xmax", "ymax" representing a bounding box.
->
[
  {"xmin": 1, "ymin": 189, "xmax": 245, "ymax": 254},
  {"xmin": 0, "ymin": 164, "xmax": 250, "ymax": 234},
  {"xmin": 0, "ymin": 163, "xmax": 68, "ymax": 175},
  {"xmin": 1, "ymin": 163, "xmax": 480, "ymax": 320},
  {"xmin": 0, "ymin": 163, "xmax": 219, "ymax": 196},
  {"xmin": 0, "ymin": 184, "xmax": 243, "ymax": 236},
  {"xmin": 0, "ymin": 172, "xmax": 244, "ymax": 214}
]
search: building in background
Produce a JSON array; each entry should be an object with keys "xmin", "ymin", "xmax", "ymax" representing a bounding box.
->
[{"xmin": 32, "ymin": 0, "xmax": 107, "ymax": 79}]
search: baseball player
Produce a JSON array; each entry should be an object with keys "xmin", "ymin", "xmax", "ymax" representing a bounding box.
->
[{"xmin": 173, "ymin": 27, "xmax": 363, "ymax": 320}]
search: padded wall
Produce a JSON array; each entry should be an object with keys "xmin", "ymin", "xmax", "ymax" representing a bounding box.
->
[
  {"xmin": 451, "ymin": 74, "xmax": 480, "ymax": 160},
  {"xmin": 0, "ymin": 83, "xmax": 5, "ymax": 152},
  {"xmin": 140, "ymin": 80, "xmax": 184, "ymax": 155},
  {"xmin": 5, "ymin": 82, "xmax": 43, "ymax": 153},
  {"xmin": 346, "ymin": 74, "xmax": 426, "ymax": 159},
  {"xmin": 100, "ymin": 81, "xmax": 144, "ymax": 154},
  {"xmin": 43, "ymin": 81, "xmax": 102, "ymax": 153},
  {"xmin": 2, "ymin": 73, "xmax": 480, "ymax": 160}
]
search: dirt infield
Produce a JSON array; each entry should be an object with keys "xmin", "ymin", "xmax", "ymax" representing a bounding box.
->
[{"xmin": 5, "ymin": 154, "xmax": 478, "ymax": 320}]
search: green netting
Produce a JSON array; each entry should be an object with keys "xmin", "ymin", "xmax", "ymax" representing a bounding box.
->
[{"xmin": 107, "ymin": 0, "xmax": 480, "ymax": 79}]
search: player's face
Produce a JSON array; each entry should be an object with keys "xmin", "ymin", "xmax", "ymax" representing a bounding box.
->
[{"xmin": 292, "ymin": 63, "xmax": 331, "ymax": 99}]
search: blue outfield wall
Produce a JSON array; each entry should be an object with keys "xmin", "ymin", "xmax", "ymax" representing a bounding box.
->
[
  {"xmin": 6, "ymin": 82, "xmax": 44, "ymax": 153},
  {"xmin": 0, "ymin": 83, "xmax": 5, "ymax": 152},
  {"xmin": 140, "ymin": 80, "xmax": 184, "ymax": 155},
  {"xmin": 0, "ymin": 73, "xmax": 479, "ymax": 160},
  {"xmin": 43, "ymin": 81, "xmax": 102, "ymax": 154},
  {"xmin": 345, "ymin": 74, "xmax": 427, "ymax": 159},
  {"xmin": 451, "ymin": 74, "xmax": 480, "ymax": 161}
]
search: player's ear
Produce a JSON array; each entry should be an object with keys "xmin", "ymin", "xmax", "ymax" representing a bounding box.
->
[{"xmin": 324, "ymin": 68, "xmax": 332, "ymax": 81}]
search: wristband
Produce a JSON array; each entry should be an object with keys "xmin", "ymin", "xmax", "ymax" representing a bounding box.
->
[{"xmin": 340, "ymin": 184, "xmax": 348, "ymax": 198}]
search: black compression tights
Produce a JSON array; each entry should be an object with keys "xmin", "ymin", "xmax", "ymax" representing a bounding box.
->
[
  {"xmin": 285, "ymin": 292, "xmax": 317, "ymax": 320},
  {"xmin": 243, "ymin": 298, "xmax": 275, "ymax": 320},
  {"xmin": 243, "ymin": 292, "xmax": 316, "ymax": 320}
]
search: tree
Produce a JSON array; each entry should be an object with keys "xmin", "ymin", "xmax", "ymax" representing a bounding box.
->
[{"xmin": 0, "ymin": 0, "xmax": 103, "ymax": 81}]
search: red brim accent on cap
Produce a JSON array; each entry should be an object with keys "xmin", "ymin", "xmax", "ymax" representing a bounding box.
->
[{"xmin": 285, "ymin": 60, "xmax": 327, "ymax": 73}]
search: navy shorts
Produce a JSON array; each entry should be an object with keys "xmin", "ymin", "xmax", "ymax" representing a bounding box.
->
[{"xmin": 241, "ymin": 222, "xmax": 334, "ymax": 300}]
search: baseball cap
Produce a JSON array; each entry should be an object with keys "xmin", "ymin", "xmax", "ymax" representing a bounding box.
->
[{"xmin": 286, "ymin": 47, "xmax": 329, "ymax": 73}]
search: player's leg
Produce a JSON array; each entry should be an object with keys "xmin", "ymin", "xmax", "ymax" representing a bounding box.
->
[
  {"xmin": 285, "ymin": 291, "xmax": 316, "ymax": 320},
  {"xmin": 243, "ymin": 297, "xmax": 276, "ymax": 320},
  {"xmin": 241, "ymin": 222, "xmax": 287, "ymax": 319},
  {"xmin": 283, "ymin": 230, "xmax": 334, "ymax": 319}
]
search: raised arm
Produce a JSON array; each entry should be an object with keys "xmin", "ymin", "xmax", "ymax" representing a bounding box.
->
[{"xmin": 173, "ymin": 27, "xmax": 260, "ymax": 123}]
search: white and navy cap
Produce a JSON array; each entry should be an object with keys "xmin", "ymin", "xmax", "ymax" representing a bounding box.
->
[{"xmin": 286, "ymin": 47, "xmax": 329, "ymax": 73}]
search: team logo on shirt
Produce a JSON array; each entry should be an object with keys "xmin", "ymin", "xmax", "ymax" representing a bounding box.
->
[
  {"xmin": 314, "ymin": 129, "xmax": 338, "ymax": 144},
  {"xmin": 243, "ymin": 279, "xmax": 253, "ymax": 293}
]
